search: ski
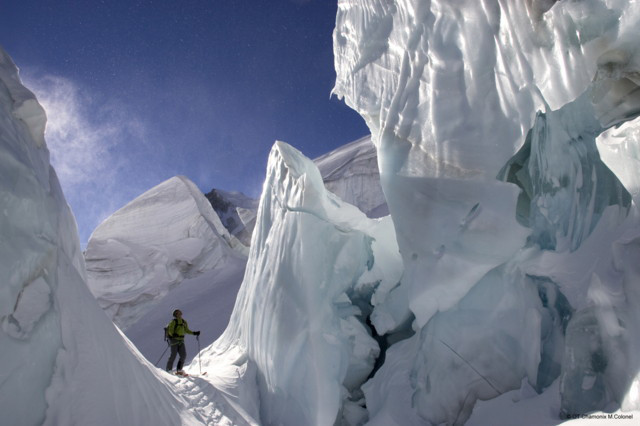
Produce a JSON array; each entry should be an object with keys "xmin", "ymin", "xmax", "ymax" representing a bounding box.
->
[
  {"xmin": 185, "ymin": 372, "xmax": 208, "ymax": 378},
  {"xmin": 171, "ymin": 371, "xmax": 207, "ymax": 378}
]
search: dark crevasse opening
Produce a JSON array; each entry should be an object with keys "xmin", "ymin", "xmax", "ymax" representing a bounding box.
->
[
  {"xmin": 340, "ymin": 281, "xmax": 415, "ymax": 424},
  {"xmin": 346, "ymin": 281, "xmax": 416, "ymax": 381},
  {"xmin": 528, "ymin": 275, "xmax": 574, "ymax": 393},
  {"xmin": 364, "ymin": 313, "xmax": 415, "ymax": 381}
]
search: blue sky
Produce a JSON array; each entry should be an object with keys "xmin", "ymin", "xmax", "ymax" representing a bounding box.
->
[{"xmin": 0, "ymin": 0, "xmax": 369, "ymax": 246}]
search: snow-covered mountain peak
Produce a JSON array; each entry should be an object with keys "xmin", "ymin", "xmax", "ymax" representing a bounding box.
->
[
  {"xmin": 85, "ymin": 174, "xmax": 246, "ymax": 330},
  {"xmin": 90, "ymin": 175, "xmax": 227, "ymax": 244}
]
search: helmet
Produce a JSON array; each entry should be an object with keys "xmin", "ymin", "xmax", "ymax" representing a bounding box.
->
[{"xmin": 173, "ymin": 309, "xmax": 182, "ymax": 317}]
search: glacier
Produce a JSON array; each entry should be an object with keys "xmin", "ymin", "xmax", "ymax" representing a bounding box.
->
[
  {"xmin": 206, "ymin": 135, "xmax": 386, "ymax": 248},
  {"xmin": 331, "ymin": 0, "xmax": 640, "ymax": 424},
  {"xmin": 84, "ymin": 136, "xmax": 388, "ymax": 370},
  {"xmin": 4, "ymin": 0, "xmax": 640, "ymax": 425}
]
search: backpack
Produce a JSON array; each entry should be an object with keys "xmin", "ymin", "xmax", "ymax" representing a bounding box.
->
[{"xmin": 165, "ymin": 319, "xmax": 185, "ymax": 340}]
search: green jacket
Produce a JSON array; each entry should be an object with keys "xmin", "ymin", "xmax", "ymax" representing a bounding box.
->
[{"xmin": 167, "ymin": 318, "xmax": 194, "ymax": 341}]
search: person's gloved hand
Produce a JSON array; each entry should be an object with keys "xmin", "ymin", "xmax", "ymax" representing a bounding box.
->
[{"xmin": 194, "ymin": 331, "xmax": 200, "ymax": 336}]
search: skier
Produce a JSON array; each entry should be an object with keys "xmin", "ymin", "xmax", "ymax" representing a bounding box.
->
[{"xmin": 165, "ymin": 309, "xmax": 200, "ymax": 375}]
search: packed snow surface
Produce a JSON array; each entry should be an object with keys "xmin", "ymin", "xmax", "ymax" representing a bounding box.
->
[{"xmin": 125, "ymin": 254, "xmax": 247, "ymax": 367}]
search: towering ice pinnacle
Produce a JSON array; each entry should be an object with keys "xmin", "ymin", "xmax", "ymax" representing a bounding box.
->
[
  {"xmin": 205, "ymin": 141, "xmax": 402, "ymax": 426},
  {"xmin": 332, "ymin": 0, "xmax": 640, "ymax": 424}
]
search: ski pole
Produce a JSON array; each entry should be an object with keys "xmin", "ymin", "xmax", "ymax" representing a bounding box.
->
[
  {"xmin": 154, "ymin": 342, "xmax": 170, "ymax": 367},
  {"xmin": 197, "ymin": 334, "xmax": 202, "ymax": 375}
]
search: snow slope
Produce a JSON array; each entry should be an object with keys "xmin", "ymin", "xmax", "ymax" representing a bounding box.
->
[
  {"xmin": 0, "ymin": 45, "xmax": 237, "ymax": 426},
  {"xmin": 125, "ymin": 254, "xmax": 247, "ymax": 367},
  {"xmin": 84, "ymin": 175, "xmax": 246, "ymax": 330}
]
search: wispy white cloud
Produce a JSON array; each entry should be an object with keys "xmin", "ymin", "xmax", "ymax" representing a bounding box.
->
[
  {"xmin": 21, "ymin": 73, "xmax": 152, "ymax": 245},
  {"xmin": 25, "ymin": 75, "xmax": 135, "ymax": 187}
]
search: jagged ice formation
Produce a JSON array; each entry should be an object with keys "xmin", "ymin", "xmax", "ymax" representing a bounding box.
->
[
  {"xmin": 4, "ymin": 1, "xmax": 640, "ymax": 425},
  {"xmin": 331, "ymin": 0, "xmax": 640, "ymax": 424}
]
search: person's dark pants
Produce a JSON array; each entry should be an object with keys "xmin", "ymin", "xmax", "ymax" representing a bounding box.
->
[{"xmin": 166, "ymin": 339, "xmax": 186, "ymax": 371}]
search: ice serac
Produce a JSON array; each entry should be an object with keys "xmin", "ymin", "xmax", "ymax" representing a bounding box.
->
[
  {"xmin": 0, "ymin": 46, "xmax": 200, "ymax": 426},
  {"xmin": 314, "ymin": 135, "xmax": 388, "ymax": 218},
  {"xmin": 207, "ymin": 141, "xmax": 401, "ymax": 426},
  {"xmin": 206, "ymin": 136, "xmax": 385, "ymax": 249},
  {"xmin": 333, "ymin": 0, "xmax": 640, "ymax": 423},
  {"xmin": 85, "ymin": 175, "xmax": 245, "ymax": 330}
]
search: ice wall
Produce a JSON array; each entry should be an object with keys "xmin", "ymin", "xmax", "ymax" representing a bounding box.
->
[
  {"xmin": 333, "ymin": 0, "xmax": 640, "ymax": 423},
  {"xmin": 85, "ymin": 175, "xmax": 245, "ymax": 330},
  {"xmin": 334, "ymin": 0, "xmax": 637, "ymax": 180},
  {"xmin": 208, "ymin": 141, "xmax": 401, "ymax": 426},
  {"xmin": 0, "ymin": 46, "xmax": 204, "ymax": 426}
]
